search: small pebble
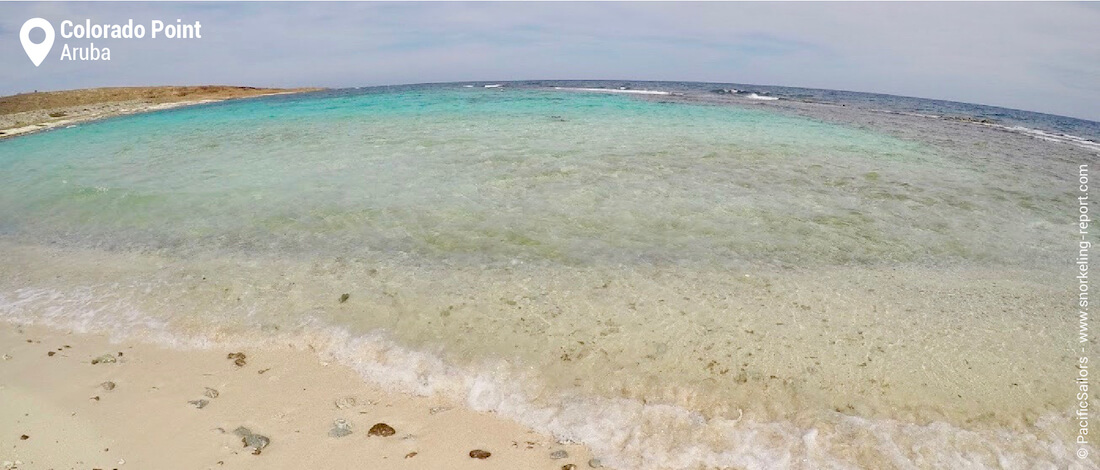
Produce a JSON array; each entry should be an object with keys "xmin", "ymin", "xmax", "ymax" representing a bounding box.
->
[
  {"xmin": 1, "ymin": 354, "xmax": 11, "ymax": 361},
  {"xmin": 339, "ymin": 293, "xmax": 350, "ymax": 303},
  {"xmin": 19, "ymin": 435, "xmax": 28, "ymax": 440},
  {"xmin": 469, "ymin": 449, "xmax": 491, "ymax": 459},
  {"xmin": 405, "ymin": 452, "xmax": 418, "ymax": 459},
  {"xmin": 550, "ymin": 450, "xmax": 569, "ymax": 459},
  {"xmin": 242, "ymin": 433, "xmax": 270, "ymax": 455},
  {"xmin": 234, "ymin": 427, "xmax": 270, "ymax": 455},
  {"xmin": 91, "ymin": 354, "xmax": 117, "ymax": 365},
  {"xmin": 429, "ymin": 406, "xmax": 450, "ymax": 415},
  {"xmin": 47, "ymin": 351, "xmax": 55, "ymax": 357},
  {"xmin": 227, "ymin": 352, "xmax": 247, "ymax": 367},
  {"xmin": 334, "ymin": 396, "xmax": 357, "ymax": 409},
  {"xmin": 101, "ymin": 381, "xmax": 116, "ymax": 391},
  {"xmin": 588, "ymin": 458, "xmax": 602, "ymax": 468},
  {"xmin": 562, "ymin": 465, "xmax": 577, "ymax": 470},
  {"xmin": 329, "ymin": 419, "xmax": 353, "ymax": 438},
  {"xmin": 188, "ymin": 399, "xmax": 209, "ymax": 409},
  {"xmin": 367, "ymin": 423, "xmax": 395, "ymax": 437},
  {"xmin": 203, "ymin": 387, "xmax": 219, "ymax": 399}
]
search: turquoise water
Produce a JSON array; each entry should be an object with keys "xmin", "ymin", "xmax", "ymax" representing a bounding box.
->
[
  {"xmin": 0, "ymin": 86, "xmax": 1086, "ymax": 469},
  {"xmin": 0, "ymin": 88, "xmax": 1000, "ymax": 265}
]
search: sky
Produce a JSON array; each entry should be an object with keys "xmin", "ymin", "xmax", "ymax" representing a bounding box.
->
[{"xmin": 1, "ymin": 2, "xmax": 1098, "ymax": 122}]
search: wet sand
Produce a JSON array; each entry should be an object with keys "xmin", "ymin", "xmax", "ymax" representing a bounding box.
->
[{"xmin": 0, "ymin": 323, "xmax": 596, "ymax": 470}]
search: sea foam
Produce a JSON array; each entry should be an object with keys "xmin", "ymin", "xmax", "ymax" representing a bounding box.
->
[{"xmin": 0, "ymin": 284, "xmax": 1092, "ymax": 470}]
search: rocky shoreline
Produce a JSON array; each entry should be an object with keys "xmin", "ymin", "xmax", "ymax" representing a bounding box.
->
[{"xmin": 0, "ymin": 86, "xmax": 323, "ymax": 140}]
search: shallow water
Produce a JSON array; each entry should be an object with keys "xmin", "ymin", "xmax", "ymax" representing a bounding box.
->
[{"xmin": 0, "ymin": 84, "xmax": 1094, "ymax": 469}]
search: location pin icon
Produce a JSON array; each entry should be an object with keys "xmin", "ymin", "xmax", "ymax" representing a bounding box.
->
[{"xmin": 20, "ymin": 18, "xmax": 55, "ymax": 67}]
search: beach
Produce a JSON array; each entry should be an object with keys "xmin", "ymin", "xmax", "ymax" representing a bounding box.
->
[
  {"xmin": 0, "ymin": 323, "xmax": 595, "ymax": 470},
  {"xmin": 0, "ymin": 81, "xmax": 1097, "ymax": 469},
  {"xmin": 1, "ymin": 85, "xmax": 598, "ymax": 470}
]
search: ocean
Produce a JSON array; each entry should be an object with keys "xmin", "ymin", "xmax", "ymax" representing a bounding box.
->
[{"xmin": 1, "ymin": 81, "xmax": 1096, "ymax": 469}]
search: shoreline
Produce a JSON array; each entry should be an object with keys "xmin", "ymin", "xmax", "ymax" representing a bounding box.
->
[
  {"xmin": 0, "ymin": 82, "xmax": 1093, "ymax": 469},
  {"xmin": 0, "ymin": 86, "xmax": 324, "ymax": 140},
  {"xmin": 0, "ymin": 239, "xmax": 1084, "ymax": 469},
  {"xmin": 0, "ymin": 321, "xmax": 597, "ymax": 470}
]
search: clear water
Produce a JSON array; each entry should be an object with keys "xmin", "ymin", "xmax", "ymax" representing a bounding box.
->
[
  {"xmin": 0, "ymin": 84, "xmax": 1092, "ymax": 469},
  {"xmin": 525, "ymin": 80, "xmax": 1100, "ymax": 142}
]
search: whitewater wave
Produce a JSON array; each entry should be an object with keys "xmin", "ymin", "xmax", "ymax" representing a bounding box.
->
[
  {"xmin": 552, "ymin": 87, "xmax": 673, "ymax": 96},
  {"xmin": 745, "ymin": 93, "xmax": 779, "ymax": 101},
  {"xmin": 995, "ymin": 125, "xmax": 1100, "ymax": 152},
  {"xmin": 0, "ymin": 285, "xmax": 1091, "ymax": 470},
  {"xmin": 870, "ymin": 108, "xmax": 1100, "ymax": 152}
]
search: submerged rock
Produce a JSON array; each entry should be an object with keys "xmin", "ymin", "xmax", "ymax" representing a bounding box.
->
[
  {"xmin": 367, "ymin": 423, "xmax": 395, "ymax": 437},
  {"xmin": 588, "ymin": 458, "xmax": 603, "ymax": 468},
  {"xmin": 188, "ymin": 399, "xmax": 209, "ymax": 409},
  {"xmin": 334, "ymin": 396, "xmax": 356, "ymax": 409},
  {"xmin": 329, "ymin": 419, "xmax": 353, "ymax": 438},
  {"xmin": 469, "ymin": 449, "xmax": 491, "ymax": 459},
  {"xmin": 100, "ymin": 381, "xmax": 116, "ymax": 391},
  {"xmin": 550, "ymin": 450, "xmax": 569, "ymax": 459},
  {"xmin": 203, "ymin": 387, "xmax": 219, "ymax": 398}
]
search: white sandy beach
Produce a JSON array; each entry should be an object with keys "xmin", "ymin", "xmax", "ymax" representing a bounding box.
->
[{"xmin": 0, "ymin": 323, "xmax": 596, "ymax": 470}]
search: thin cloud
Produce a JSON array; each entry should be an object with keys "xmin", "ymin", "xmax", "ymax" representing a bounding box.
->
[{"xmin": 0, "ymin": 2, "xmax": 1096, "ymax": 121}]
